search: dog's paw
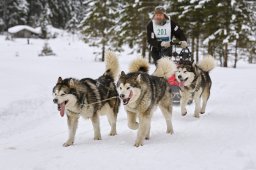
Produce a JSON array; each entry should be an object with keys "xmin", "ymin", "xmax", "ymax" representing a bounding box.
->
[
  {"xmin": 63, "ymin": 141, "xmax": 73, "ymax": 147},
  {"xmin": 166, "ymin": 129, "xmax": 174, "ymax": 134},
  {"xmin": 94, "ymin": 136, "xmax": 102, "ymax": 140},
  {"xmin": 145, "ymin": 136, "xmax": 150, "ymax": 140},
  {"xmin": 200, "ymin": 111, "xmax": 205, "ymax": 114},
  {"xmin": 194, "ymin": 113, "xmax": 200, "ymax": 118},
  {"xmin": 134, "ymin": 140, "xmax": 144, "ymax": 147},
  {"xmin": 128, "ymin": 122, "xmax": 139, "ymax": 130},
  {"xmin": 109, "ymin": 131, "xmax": 117, "ymax": 136},
  {"xmin": 182, "ymin": 112, "xmax": 187, "ymax": 116}
]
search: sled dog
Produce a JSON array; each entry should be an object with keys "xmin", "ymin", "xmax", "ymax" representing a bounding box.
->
[
  {"xmin": 117, "ymin": 57, "xmax": 176, "ymax": 147},
  {"xmin": 175, "ymin": 56, "xmax": 215, "ymax": 118},
  {"xmin": 53, "ymin": 51, "xmax": 120, "ymax": 146}
]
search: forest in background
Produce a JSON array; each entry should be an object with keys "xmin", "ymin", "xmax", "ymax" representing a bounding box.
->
[{"xmin": 0, "ymin": 0, "xmax": 255, "ymax": 67}]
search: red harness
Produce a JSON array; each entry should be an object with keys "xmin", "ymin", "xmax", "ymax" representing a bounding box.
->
[{"xmin": 168, "ymin": 75, "xmax": 184, "ymax": 87}]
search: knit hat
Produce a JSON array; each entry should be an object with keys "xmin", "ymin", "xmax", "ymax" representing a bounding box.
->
[
  {"xmin": 154, "ymin": 6, "xmax": 166, "ymax": 14},
  {"xmin": 153, "ymin": 6, "xmax": 169, "ymax": 19}
]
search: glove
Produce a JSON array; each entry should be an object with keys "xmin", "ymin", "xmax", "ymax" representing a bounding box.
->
[
  {"xmin": 180, "ymin": 41, "xmax": 188, "ymax": 48},
  {"xmin": 161, "ymin": 41, "xmax": 170, "ymax": 48}
]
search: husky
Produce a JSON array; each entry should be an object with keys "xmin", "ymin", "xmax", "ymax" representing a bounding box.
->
[
  {"xmin": 175, "ymin": 56, "xmax": 215, "ymax": 118},
  {"xmin": 117, "ymin": 57, "xmax": 176, "ymax": 147},
  {"xmin": 52, "ymin": 51, "xmax": 120, "ymax": 147}
]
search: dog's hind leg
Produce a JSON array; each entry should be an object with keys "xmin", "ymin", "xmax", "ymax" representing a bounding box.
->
[
  {"xmin": 106, "ymin": 109, "xmax": 117, "ymax": 136},
  {"xmin": 180, "ymin": 91, "xmax": 190, "ymax": 116},
  {"xmin": 159, "ymin": 103, "xmax": 174, "ymax": 134},
  {"xmin": 63, "ymin": 112, "xmax": 79, "ymax": 147},
  {"xmin": 127, "ymin": 111, "xmax": 139, "ymax": 130},
  {"xmin": 193, "ymin": 89, "xmax": 203, "ymax": 118},
  {"xmin": 91, "ymin": 113, "xmax": 102, "ymax": 140},
  {"xmin": 134, "ymin": 114, "xmax": 152, "ymax": 147},
  {"xmin": 201, "ymin": 87, "xmax": 210, "ymax": 114},
  {"xmin": 145, "ymin": 124, "xmax": 151, "ymax": 140}
]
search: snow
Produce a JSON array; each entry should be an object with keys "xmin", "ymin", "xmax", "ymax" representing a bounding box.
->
[
  {"xmin": 231, "ymin": 0, "xmax": 236, "ymax": 7},
  {"xmin": 8, "ymin": 25, "xmax": 41, "ymax": 34},
  {"xmin": 1, "ymin": 35, "xmax": 256, "ymax": 170},
  {"xmin": 217, "ymin": 3, "xmax": 223, "ymax": 7}
]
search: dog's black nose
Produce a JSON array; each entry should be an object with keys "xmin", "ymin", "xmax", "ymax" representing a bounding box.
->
[
  {"xmin": 53, "ymin": 99, "xmax": 58, "ymax": 103},
  {"xmin": 120, "ymin": 94, "xmax": 125, "ymax": 99},
  {"xmin": 178, "ymin": 75, "xmax": 182, "ymax": 79}
]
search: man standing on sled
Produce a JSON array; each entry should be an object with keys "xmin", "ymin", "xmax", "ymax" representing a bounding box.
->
[{"xmin": 147, "ymin": 6, "xmax": 188, "ymax": 65}]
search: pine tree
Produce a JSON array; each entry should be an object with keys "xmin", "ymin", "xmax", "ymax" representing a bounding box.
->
[
  {"xmin": 26, "ymin": 0, "xmax": 43, "ymax": 27},
  {"xmin": 47, "ymin": 0, "xmax": 73, "ymax": 28},
  {"xmin": 80, "ymin": 0, "xmax": 121, "ymax": 61},
  {"xmin": 39, "ymin": 3, "xmax": 51, "ymax": 39},
  {"xmin": 0, "ymin": 0, "xmax": 28, "ymax": 30},
  {"xmin": 0, "ymin": 0, "xmax": 5, "ymax": 32},
  {"xmin": 66, "ymin": 12, "xmax": 79, "ymax": 34}
]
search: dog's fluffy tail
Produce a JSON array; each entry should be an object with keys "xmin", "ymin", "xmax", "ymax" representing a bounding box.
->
[
  {"xmin": 129, "ymin": 57, "xmax": 149, "ymax": 73},
  {"xmin": 153, "ymin": 57, "xmax": 176, "ymax": 79},
  {"xmin": 198, "ymin": 55, "xmax": 215, "ymax": 72},
  {"xmin": 104, "ymin": 51, "xmax": 119, "ymax": 80}
]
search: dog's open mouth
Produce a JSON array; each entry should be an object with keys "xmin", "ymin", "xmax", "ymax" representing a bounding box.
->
[
  {"xmin": 122, "ymin": 91, "xmax": 133, "ymax": 105},
  {"xmin": 57, "ymin": 101, "xmax": 68, "ymax": 117},
  {"xmin": 179, "ymin": 77, "xmax": 188, "ymax": 82},
  {"xmin": 122, "ymin": 98, "xmax": 130, "ymax": 105}
]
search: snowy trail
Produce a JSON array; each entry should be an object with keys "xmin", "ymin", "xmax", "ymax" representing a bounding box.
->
[{"xmin": 0, "ymin": 37, "xmax": 256, "ymax": 170}]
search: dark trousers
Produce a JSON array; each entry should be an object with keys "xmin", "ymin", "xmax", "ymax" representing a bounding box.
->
[{"xmin": 151, "ymin": 47, "xmax": 172, "ymax": 65}]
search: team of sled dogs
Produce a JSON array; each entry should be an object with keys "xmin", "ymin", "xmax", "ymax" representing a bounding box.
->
[{"xmin": 53, "ymin": 51, "xmax": 215, "ymax": 147}]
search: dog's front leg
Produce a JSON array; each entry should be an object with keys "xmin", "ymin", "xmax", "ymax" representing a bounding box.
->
[
  {"xmin": 159, "ymin": 105, "xmax": 174, "ymax": 134},
  {"xmin": 63, "ymin": 113, "xmax": 79, "ymax": 147},
  {"xmin": 134, "ymin": 114, "xmax": 151, "ymax": 147},
  {"xmin": 127, "ymin": 111, "xmax": 139, "ymax": 130},
  {"xmin": 180, "ymin": 91, "xmax": 190, "ymax": 116},
  {"xmin": 91, "ymin": 113, "xmax": 102, "ymax": 140}
]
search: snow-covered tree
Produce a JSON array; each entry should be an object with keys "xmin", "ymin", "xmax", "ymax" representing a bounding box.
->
[
  {"xmin": 39, "ymin": 3, "xmax": 51, "ymax": 39},
  {"xmin": 26, "ymin": 0, "xmax": 43, "ymax": 27},
  {"xmin": 0, "ymin": 0, "xmax": 28, "ymax": 30},
  {"xmin": 80, "ymin": 0, "xmax": 121, "ymax": 61},
  {"xmin": 66, "ymin": 12, "xmax": 79, "ymax": 34},
  {"xmin": 47, "ymin": 0, "xmax": 73, "ymax": 28}
]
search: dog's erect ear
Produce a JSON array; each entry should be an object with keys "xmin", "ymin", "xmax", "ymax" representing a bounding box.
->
[
  {"xmin": 136, "ymin": 74, "xmax": 141, "ymax": 82},
  {"xmin": 119, "ymin": 71, "xmax": 126, "ymax": 78},
  {"xmin": 69, "ymin": 79, "xmax": 75, "ymax": 88},
  {"xmin": 57, "ymin": 77, "xmax": 62, "ymax": 84},
  {"xmin": 121, "ymin": 71, "xmax": 126, "ymax": 76}
]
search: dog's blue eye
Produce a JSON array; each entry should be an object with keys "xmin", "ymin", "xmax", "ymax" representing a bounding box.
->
[
  {"xmin": 61, "ymin": 94, "xmax": 65, "ymax": 96},
  {"xmin": 127, "ymin": 87, "xmax": 130, "ymax": 90}
]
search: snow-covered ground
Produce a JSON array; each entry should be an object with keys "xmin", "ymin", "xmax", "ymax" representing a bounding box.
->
[{"xmin": 0, "ymin": 35, "xmax": 256, "ymax": 170}]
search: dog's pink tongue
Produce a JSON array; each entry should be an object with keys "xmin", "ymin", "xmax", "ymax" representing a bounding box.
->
[
  {"xmin": 179, "ymin": 82, "xmax": 184, "ymax": 87},
  {"xmin": 60, "ymin": 103, "xmax": 65, "ymax": 117}
]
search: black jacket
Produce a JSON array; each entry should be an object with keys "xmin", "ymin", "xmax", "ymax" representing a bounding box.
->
[{"xmin": 147, "ymin": 19, "xmax": 187, "ymax": 51}]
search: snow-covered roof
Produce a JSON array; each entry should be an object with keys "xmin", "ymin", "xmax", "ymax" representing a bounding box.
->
[{"xmin": 8, "ymin": 25, "xmax": 41, "ymax": 34}]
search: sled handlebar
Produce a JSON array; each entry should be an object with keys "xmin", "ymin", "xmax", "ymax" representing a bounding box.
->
[{"xmin": 170, "ymin": 42, "xmax": 181, "ymax": 46}]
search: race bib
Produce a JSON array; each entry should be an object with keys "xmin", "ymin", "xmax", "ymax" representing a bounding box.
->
[{"xmin": 153, "ymin": 19, "xmax": 171, "ymax": 42}]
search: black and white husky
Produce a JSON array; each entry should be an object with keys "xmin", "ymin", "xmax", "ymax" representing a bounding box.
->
[
  {"xmin": 52, "ymin": 51, "xmax": 120, "ymax": 147},
  {"xmin": 175, "ymin": 56, "xmax": 215, "ymax": 118}
]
